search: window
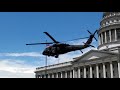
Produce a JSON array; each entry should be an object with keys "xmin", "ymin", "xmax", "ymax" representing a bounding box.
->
[
  {"xmin": 116, "ymin": 19, "xmax": 119, "ymax": 22},
  {"xmin": 113, "ymin": 70, "xmax": 115, "ymax": 76},
  {"xmin": 116, "ymin": 28, "xmax": 120, "ymax": 40},
  {"xmin": 81, "ymin": 75, "xmax": 83, "ymax": 78},
  {"xmin": 46, "ymin": 74, "xmax": 48, "ymax": 78},
  {"xmin": 93, "ymin": 74, "xmax": 95, "ymax": 78},
  {"xmin": 50, "ymin": 74, "xmax": 52, "ymax": 78},
  {"xmin": 92, "ymin": 67, "xmax": 94, "ymax": 71},
  {"xmin": 58, "ymin": 73, "xmax": 61, "ymax": 78},
  {"xmin": 86, "ymin": 68, "xmax": 88, "ymax": 71},
  {"xmin": 86, "ymin": 74, "xmax": 88, "ymax": 78},
  {"xmin": 54, "ymin": 73, "xmax": 56, "ymax": 78},
  {"xmin": 105, "ymin": 64, "xmax": 107, "ymax": 69},
  {"xmin": 106, "ymin": 30, "xmax": 110, "ymax": 43},
  {"xmin": 111, "ymin": 29, "xmax": 115, "ymax": 41},
  {"xmin": 99, "ymin": 34, "xmax": 102, "ymax": 44},
  {"xmin": 113, "ymin": 64, "xmax": 114, "ymax": 68},
  {"xmin": 106, "ymin": 72, "xmax": 108, "ymax": 78},
  {"xmin": 103, "ymin": 32, "xmax": 105, "ymax": 43},
  {"xmin": 99, "ymin": 65, "xmax": 101, "ymax": 70},
  {"xmin": 99, "ymin": 73, "xmax": 101, "ymax": 78},
  {"xmin": 80, "ymin": 69, "xmax": 83, "ymax": 72}
]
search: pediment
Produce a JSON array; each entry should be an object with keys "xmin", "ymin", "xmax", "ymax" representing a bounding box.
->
[{"xmin": 73, "ymin": 50, "xmax": 116, "ymax": 62}]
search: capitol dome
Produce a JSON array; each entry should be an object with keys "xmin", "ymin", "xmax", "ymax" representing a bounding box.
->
[{"xmin": 98, "ymin": 12, "xmax": 120, "ymax": 52}]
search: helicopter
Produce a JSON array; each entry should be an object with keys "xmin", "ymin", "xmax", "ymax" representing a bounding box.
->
[{"xmin": 26, "ymin": 30, "xmax": 98, "ymax": 58}]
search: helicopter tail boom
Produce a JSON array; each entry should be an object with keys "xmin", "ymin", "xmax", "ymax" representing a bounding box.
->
[{"xmin": 84, "ymin": 30, "xmax": 98, "ymax": 47}]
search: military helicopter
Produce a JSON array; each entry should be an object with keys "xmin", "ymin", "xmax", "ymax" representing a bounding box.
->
[{"xmin": 26, "ymin": 30, "xmax": 98, "ymax": 58}]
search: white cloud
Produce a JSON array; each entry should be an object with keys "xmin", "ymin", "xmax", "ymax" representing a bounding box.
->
[
  {"xmin": 0, "ymin": 59, "xmax": 35, "ymax": 78},
  {"xmin": 0, "ymin": 52, "xmax": 43, "ymax": 57}
]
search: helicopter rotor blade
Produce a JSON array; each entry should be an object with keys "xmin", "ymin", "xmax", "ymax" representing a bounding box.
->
[
  {"xmin": 44, "ymin": 32, "xmax": 59, "ymax": 43},
  {"xmin": 80, "ymin": 50, "xmax": 83, "ymax": 53},
  {"xmin": 93, "ymin": 30, "xmax": 98, "ymax": 35},
  {"xmin": 61, "ymin": 37, "xmax": 89, "ymax": 42},
  {"xmin": 93, "ymin": 30, "xmax": 98, "ymax": 41},
  {"xmin": 94, "ymin": 37, "xmax": 98, "ymax": 41},
  {"xmin": 89, "ymin": 45, "xmax": 95, "ymax": 48},
  {"xmin": 87, "ymin": 30, "xmax": 98, "ymax": 41},
  {"xmin": 26, "ymin": 42, "xmax": 53, "ymax": 45},
  {"xmin": 87, "ymin": 30, "xmax": 92, "ymax": 35}
]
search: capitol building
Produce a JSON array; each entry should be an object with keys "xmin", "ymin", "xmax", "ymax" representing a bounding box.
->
[{"xmin": 35, "ymin": 12, "xmax": 120, "ymax": 78}]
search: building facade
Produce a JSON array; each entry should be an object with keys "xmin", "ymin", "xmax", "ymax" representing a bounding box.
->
[{"xmin": 34, "ymin": 12, "xmax": 120, "ymax": 78}]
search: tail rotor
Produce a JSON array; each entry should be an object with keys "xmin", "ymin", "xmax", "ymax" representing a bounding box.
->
[{"xmin": 87, "ymin": 30, "xmax": 98, "ymax": 41}]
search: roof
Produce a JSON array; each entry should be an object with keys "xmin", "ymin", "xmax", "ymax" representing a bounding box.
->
[{"xmin": 73, "ymin": 49, "xmax": 117, "ymax": 62}]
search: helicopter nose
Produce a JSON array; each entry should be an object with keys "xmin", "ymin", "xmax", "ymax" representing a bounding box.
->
[{"xmin": 42, "ymin": 50, "xmax": 46, "ymax": 55}]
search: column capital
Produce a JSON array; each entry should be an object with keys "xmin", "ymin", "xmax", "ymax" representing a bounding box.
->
[
  {"xmin": 89, "ymin": 64, "xmax": 92, "ymax": 67},
  {"xmin": 110, "ymin": 61, "xmax": 113, "ymax": 64},
  {"xmin": 102, "ymin": 62, "xmax": 106, "ymax": 65}
]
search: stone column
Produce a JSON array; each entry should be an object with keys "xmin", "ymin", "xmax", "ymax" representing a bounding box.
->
[
  {"xmin": 103, "ymin": 63, "xmax": 106, "ymax": 78},
  {"xmin": 70, "ymin": 70, "xmax": 72, "ymax": 78},
  {"xmin": 105, "ymin": 31, "xmax": 107, "ymax": 43},
  {"xmin": 78, "ymin": 67, "xmax": 81, "ymax": 78},
  {"xmin": 110, "ymin": 62, "xmax": 113, "ymax": 78},
  {"xmin": 101, "ymin": 33, "xmax": 103, "ymax": 44},
  {"xmin": 44, "ymin": 74, "xmax": 46, "ymax": 78},
  {"xmin": 98, "ymin": 35, "xmax": 100, "ymax": 45},
  {"xmin": 40, "ymin": 75, "xmax": 42, "ymax": 78},
  {"xmin": 56, "ymin": 73, "xmax": 58, "ymax": 78},
  {"xmin": 118, "ymin": 62, "xmax": 120, "ymax": 78},
  {"xmin": 115, "ymin": 29, "xmax": 117, "ymax": 41},
  {"xmin": 96, "ymin": 64, "xmax": 99, "ymax": 78},
  {"xmin": 73, "ymin": 69, "xmax": 75, "ymax": 78},
  {"xmin": 35, "ymin": 74, "xmax": 38, "ymax": 78},
  {"xmin": 48, "ymin": 74, "xmax": 50, "ymax": 78},
  {"xmin": 65, "ymin": 71, "xmax": 67, "ymax": 78},
  {"xmin": 60, "ymin": 72, "xmax": 63, "ymax": 78},
  {"xmin": 109, "ymin": 30, "xmax": 112, "ymax": 42},
  {"xmin": 52, "ymin": 73, "xmax": 54, "ymax": 78},
  {"xmin": 84, "ymin": 66, "xmax": 86, "ymax": 78},
  {"xmin": 90, "ymin": 65, "xmax": 92, "ymax": 78}
]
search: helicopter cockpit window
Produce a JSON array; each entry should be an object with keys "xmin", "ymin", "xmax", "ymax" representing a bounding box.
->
[{"xmin": 46, "ymin": 48, "xmax": 49, "ymax": 52}]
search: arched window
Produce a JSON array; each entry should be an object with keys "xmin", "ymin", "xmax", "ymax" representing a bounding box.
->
[{"xmin": 116, "ymin": 28, "xmax": 120, "ymax": 40}]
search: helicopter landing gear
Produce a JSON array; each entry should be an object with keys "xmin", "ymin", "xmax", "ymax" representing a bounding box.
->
[{"xmin": 55, "ymin": 55, "xmax": 59, "ymax": 58}]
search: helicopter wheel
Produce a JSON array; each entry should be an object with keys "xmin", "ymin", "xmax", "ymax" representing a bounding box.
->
[{"xmin": 55, "ymin": 55, "xmax": 58, "ymax": 58}]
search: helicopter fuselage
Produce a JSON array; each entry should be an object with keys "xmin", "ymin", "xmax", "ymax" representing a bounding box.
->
[
  {"xmin": 42, "ymin": 44, "xmax": 86, "ymax": 57},
  {"xmin": 42, "ymin": 35, "xmax": 94, "ymax": 58}
]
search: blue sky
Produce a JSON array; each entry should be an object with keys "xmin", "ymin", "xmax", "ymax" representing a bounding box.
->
[{"xmin": 0, "ymin": 12, "xmax": 103, "ymax": 78}]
